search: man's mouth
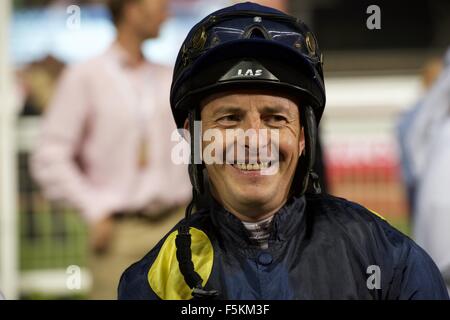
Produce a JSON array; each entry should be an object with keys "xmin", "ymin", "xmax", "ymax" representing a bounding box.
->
[{"xmin": 231, "ymin": 161, "xmax": 273, "ymax": 171}]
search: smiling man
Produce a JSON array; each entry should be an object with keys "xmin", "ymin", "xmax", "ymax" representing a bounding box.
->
[{"xmin": 118, "ymin": 2, "xmax": 449, "ymax": 300}]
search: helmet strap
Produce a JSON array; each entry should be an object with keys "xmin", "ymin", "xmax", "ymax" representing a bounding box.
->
[
  {"xmin": 176, "ymin": 109, "xmax": 219, "ymax": 299},
  {"xmin": 290, "ymin": 104, "xmax": 322, "ymax": 197}
]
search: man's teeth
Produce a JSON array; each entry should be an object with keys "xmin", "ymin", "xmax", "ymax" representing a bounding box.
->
[{"xmin": 234, "ymin": 162, "xmax": 270, "ymax": 170}]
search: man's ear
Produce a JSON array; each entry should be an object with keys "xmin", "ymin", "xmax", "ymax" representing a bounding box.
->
[
  {"xmin": 299, "ymin": 127, "xmax": 305, "ymax": 156},
  {"xmin": 183, "ymin": 118, "xmax": 189, "ymax": 131}
]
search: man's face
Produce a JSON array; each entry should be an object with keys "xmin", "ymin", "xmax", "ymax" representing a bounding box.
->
[
  {"xmin": 127, "ymin": 0, "xmax": 169, "ymax": 39},
  {"xmin": 199, "ymin": 91, "xmax": 305, "ymax": 221}
]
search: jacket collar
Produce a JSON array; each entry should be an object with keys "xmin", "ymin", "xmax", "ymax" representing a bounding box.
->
[{"xmin": 208, "ymin": 195, "xmax": 306, "ymax": 249}]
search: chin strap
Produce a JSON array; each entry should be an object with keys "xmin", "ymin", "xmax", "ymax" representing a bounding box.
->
[
  {"xmin": 175, "ymin": 181, "xmax": 219, "ymax": 298},
  {"xmin": 295, "ymin": 105, "xmax": 322, "ymax": 196},
  {"xmin": 176, "ymin": 109, "xmax": 218, "ymax": 299}
]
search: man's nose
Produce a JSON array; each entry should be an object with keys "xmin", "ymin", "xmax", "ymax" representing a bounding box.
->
[
  {"xmin": 239, "ymin": 114, "xmax": 271, "ymax": 151},
  {"xmin": 241, "ymin": 113, "xmax": 262, "ymax": 131}
]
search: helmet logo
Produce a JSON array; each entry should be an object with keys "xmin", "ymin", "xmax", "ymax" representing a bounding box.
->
[
  {"xmin": 236, "ymin": 68, "xmax": 263, "ymax": 77},
  {"xmin": 219, "ymin": 60, "xmax": 279, "ymax": 82}
]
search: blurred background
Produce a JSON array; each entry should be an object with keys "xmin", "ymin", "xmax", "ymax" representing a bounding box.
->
[{"xmin": 1, "ymin": 0, "xmax": 449, "ymax": 299}]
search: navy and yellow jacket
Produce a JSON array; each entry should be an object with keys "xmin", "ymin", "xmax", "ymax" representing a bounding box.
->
[{"xmin": 118, "ymin": 193, "xmax": 449, "ymax": 300}]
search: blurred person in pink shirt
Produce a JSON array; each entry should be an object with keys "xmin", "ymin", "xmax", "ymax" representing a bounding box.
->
[{"xmin": 30, "ymin": 0, "xmax": 191, "ymax": 299}]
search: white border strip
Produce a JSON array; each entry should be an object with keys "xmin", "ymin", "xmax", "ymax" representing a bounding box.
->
[{"xmin": 0, "ymin": 0, "xmax": 19, "ymax": 300}]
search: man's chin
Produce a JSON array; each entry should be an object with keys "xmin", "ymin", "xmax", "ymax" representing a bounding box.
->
[{"xmin": 233, "ymin": 192, "xmax": 273, "ymax": 208}]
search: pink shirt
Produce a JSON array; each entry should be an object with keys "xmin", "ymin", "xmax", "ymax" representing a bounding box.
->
[{"xmin": 31, "ymin": 43, "xmax": 191, "ymax": 223}]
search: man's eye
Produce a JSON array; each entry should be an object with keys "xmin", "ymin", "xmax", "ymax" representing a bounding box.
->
[
  {"xmin": 218, "ymin": 115, "xmax": 240, "ymax": 123},
  {"xmin": 265, "ymin": 115, "xmax": 287, "ymax": 124}
]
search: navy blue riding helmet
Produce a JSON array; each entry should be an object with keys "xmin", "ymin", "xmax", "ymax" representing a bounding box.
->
[{"xmin": 170, "ymin": 2, "xmax": 326, "ymax": 298}]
